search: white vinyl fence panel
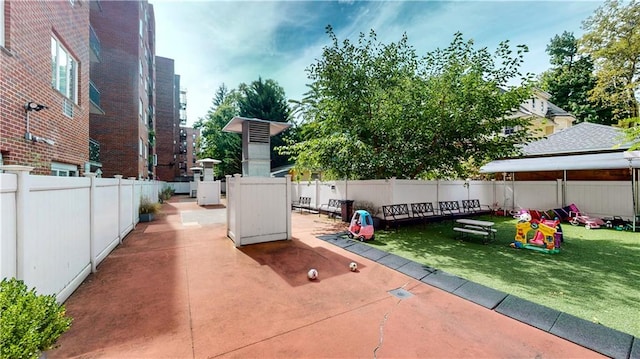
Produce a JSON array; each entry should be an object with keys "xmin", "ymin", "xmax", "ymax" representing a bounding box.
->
[
  {"xmin": 167, "ymin": 182, "xmax": 190, "ymax": 194},
  {"xmin": 393, "ymin": 180, "xmax": 436, "ymax": 205},
  {"xmin": 119, "ymin": 178, "xmax": 135, "ymax": 236},
  {"xmin": 348, "ymin": 180, "xmax": 390, "ymax": 212},
  {"xmin": 292, "ymin": 177, "xmax": 636, "ymax": 220},
  {"xmin": 512, "ymin": 181, "xmax": 561, "ymax": 211},
  {"xmin": 94, "ymin": 178, "xmax": 120, "ymax": 266},
  {"xmin": 0, "ymin": 173, "xmax": 18, "ymax": 278},
  {"xmin": 0, "ymin": 166, "xmax": 165, "ymax": 303},
  {"xmin": 26, "ymin": 175, "xmax": 91, "ymax": 300},
  {"xmin": 566, "ymin": 181, "xmax": 634, "ymax": 218}
]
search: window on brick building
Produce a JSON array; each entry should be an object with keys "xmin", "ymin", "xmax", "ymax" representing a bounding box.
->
[
  {"xmin": 51, "ymin": 162, "xmax": 78, "ymax": 177},
  {"xmin": 139, "ymin": 98, "xmax": 143, "ymax": 122},
  {"xmin": 51, "ymin": 36, "xmax": 78, "ymax": 103}
]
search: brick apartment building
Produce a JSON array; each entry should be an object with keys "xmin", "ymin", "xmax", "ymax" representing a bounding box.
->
[
  {"xmin": 154, "ymin": 56, "xmax": 181, "ymax": 181},
  {"xmin": 89, "ymin": 0, "xmax": 157, "ymax": 179},
  {"xmin": 1, "ymin": 0, "xmax": 91, "ymax": 175},
  {"xmin": 178, "ymin": 125, "xmax": 200, "ymax": 180}
]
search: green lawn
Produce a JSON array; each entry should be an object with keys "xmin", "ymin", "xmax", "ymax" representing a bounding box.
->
[{"xmin": 364, "ymin": 216, "xmax": 640, "ymax": 338}]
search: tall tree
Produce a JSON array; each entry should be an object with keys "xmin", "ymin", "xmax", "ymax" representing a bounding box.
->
[
  {"xmin": 237, "ymin": 77, "xmax": 292, "ymax": 169},
  {"xmin": 193, "ymin": 86, "xmax": 242, "ymax": 177},
  {"xmin": 281, "ymin": 27, "xmax": 533, "ymax": 180},
  {"xmin": 580, "ymin": 0, "xmax": 640, "ymax": 122},
  {"xmin": 539, "ymin": 31, "xmax": 612, "ymax": 123}
]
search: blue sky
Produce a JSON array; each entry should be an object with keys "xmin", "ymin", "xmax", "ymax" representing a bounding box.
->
[{"xmin": 151, "ymin": 1, "xmax": 604, "ymax": 126}]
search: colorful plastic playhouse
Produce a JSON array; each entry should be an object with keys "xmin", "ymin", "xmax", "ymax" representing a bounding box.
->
[
  {"xmin": 511, "ymin": 211, "xmax": 563, "ymax": 254},
  {"xmin": 348, "ymin": 210, "xmax": 375, "ymax": 241}
]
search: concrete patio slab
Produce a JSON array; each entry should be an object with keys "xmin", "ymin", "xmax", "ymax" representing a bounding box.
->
[{"xmin": 46, "ymin": 197, "xmax": 607, "ymax": 359}]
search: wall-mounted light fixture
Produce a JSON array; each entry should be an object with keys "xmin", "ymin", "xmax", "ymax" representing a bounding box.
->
[
  {"xmin": 24, "ymin": 101, "xmax": 48, "ymax": 112},
  {"xmin": 24, "ymin": 101, "xmax": 55, "ymax": 146}
]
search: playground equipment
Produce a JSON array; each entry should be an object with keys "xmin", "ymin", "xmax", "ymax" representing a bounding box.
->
[
  {"xmin": 553, "ymin": 203, "xmax": 605, "ymax": 229},
  {"xmin": 512, "ymin": 212, "xmax": 562, "ymax": 254},
  {"xmin": 348, "ymin": 210, "xmax": 375, "ymax": 241}
]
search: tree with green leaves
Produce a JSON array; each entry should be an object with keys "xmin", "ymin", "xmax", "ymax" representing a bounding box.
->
[
  {"xmin": 539, "ymin": 31, "xmax": 612, "ymax": 124},
  {"xmin": 195, "ymin": 78, "xmax": 293, "ymax": 177},
  {"xmin": 237, "ymin": 77, "xmax": 292, "ymax": 170},
  {"xmin": 580, "ymin": 0, "xmax": 640, "ymax": 122},
  {"xmin": 280, "ymin": 27, "xmax": 533, "ymax": 180},
  {"xmin": 194, "ymin": 86, "xmax": 242, "ymax": 177}
]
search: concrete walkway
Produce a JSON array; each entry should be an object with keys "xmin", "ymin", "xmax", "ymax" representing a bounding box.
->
[{"xmin": 48, "ymin": 196, "xmax": 605, "ymax": 358}]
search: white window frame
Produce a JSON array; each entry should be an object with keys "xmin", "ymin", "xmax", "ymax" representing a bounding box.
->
[
  {"xmin": 51, "ymin": 162, "xmax": 78, "ymax": 177},
  {"xmin": 51, "ymin": 36, "xmax": 78, "ymax": 103},
  {"xmin": 139, "ymin": 98, "xmax": 143, "ymax": 122},
  {"xmin": 139, "ymin": 138, "xmax": 143, "ymax": 157}
]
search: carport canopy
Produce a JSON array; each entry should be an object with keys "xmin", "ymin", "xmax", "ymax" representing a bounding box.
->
[{"xmin": 480, "ymin": 151, "xmax": 640, "ymax": 173}]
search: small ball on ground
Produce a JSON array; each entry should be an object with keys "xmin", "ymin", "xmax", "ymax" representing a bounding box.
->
[
  {"xmin": 307, "ymin": 268, "xmax": 318, "ymax": 280},
  {"xmin": 349, "ymin": 262, "xmax": 358, "ymax": 271}
]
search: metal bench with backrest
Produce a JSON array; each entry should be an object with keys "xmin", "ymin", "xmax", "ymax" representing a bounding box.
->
[
  {"xmin": 461, "ymin": 199, "xmax": 493, "ymax": 215},
  {"xmin": 319, "ymin": 198, "xmax": 342, "ymax": 218},
  {"xmin": 438, "ymin": 200, "xmax": 464, "ymax": 220},
  {"xmin": 411, "ymin": 202, "xmax": 437, "ymax": 225},
  {"xmin": 292, "ymin": 196, "xmax": 312, "ymax": 213},
  {"xmin": 382, "ymin": 203, "xmax": 414, "ymax": 231}
]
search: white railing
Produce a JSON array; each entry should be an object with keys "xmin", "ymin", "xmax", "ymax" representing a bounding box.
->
[
  {"xmin": 226, "ymin": 174, "xmax": 291, "ymax": 247},
  {"xmin": 293, "ymin": 178, "xmax": 636, "ymax": 219},
  {"xmin": 0, "ymin": 166, "xmax": 165, "ymax": 303}
]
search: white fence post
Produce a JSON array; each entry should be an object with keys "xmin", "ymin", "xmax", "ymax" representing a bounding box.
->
[
  {"xmin": 234, "ymin": 174, "xmax": 242, "ymax": 247},
  {"xmin": 226, "ymin": 175, "xmax": 232, "ymax": 233},
  {"xmin": 84, "ymin": 173, "xmax": 98, "ymax": 273},
  {"xmin": 114, "ymin": 175, "xmax": 123, "ymax": 243},
  {"xmin": 129, "ymin": 177, "xmax": 137, "ymax": 227},
  {"xmin": 314, "ymin": 179, "xmax": 320, "ymax": 209},
  {"xmin": 286, "ymin": 175, "xmax": 292, "ymax": 239},
  {"xmin": 1, "ymin": 165, "xmax": 33, "ymax": 279}
]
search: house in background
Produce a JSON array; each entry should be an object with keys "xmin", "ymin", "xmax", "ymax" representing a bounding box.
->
[
  {"xmin": 89, "ymin": 0, "xmax": 157, "ymax": 179},
  {"xmin": 506, "ymin": 89, "xmax": 576, "ymax": 138},
  {"xmin": 484, "ymin": 122, "xmax": 635, "ymax": 181},
  {"xmin": 1, "ymin": 0, "xmax": 91, "ymax": 176}
]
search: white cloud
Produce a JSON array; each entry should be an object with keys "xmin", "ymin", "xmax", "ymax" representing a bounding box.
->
[{"xmin": 152, "ymin": 0, "xmax": 605, "ymax": 126}]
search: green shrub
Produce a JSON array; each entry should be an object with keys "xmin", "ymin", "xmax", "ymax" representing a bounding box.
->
[
  {"xmin": 0, "ymin": 278, "xmax": 72, "ymax": 358},
  {"xmin": 158, "ymin": 186, "xmax": 174, "ymax": 202},
  {"xmin": 139, "ymin": 198, "xmax": 160, "ymax": 215}
]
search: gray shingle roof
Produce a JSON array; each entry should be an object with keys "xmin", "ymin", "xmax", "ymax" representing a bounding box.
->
[
  {"xmin": 522, "ymin": 122, "xmax": 631, "ymax": 156},
  {"xmin": 545, "ymin": 102, "xmax": 573, "ymax": 118}
]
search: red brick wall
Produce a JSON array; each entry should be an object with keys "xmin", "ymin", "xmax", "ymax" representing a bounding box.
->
[
  {"xmin": 89, "ymin": 1, "xmax": 155, "ymax": 179},
  {"xmin": 154, "ymin": 56, "xmax": 179, "ymax": 181},
  {"xmin": 1, "ymin": 0, "xmax": 90, "ymax": 175}
]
